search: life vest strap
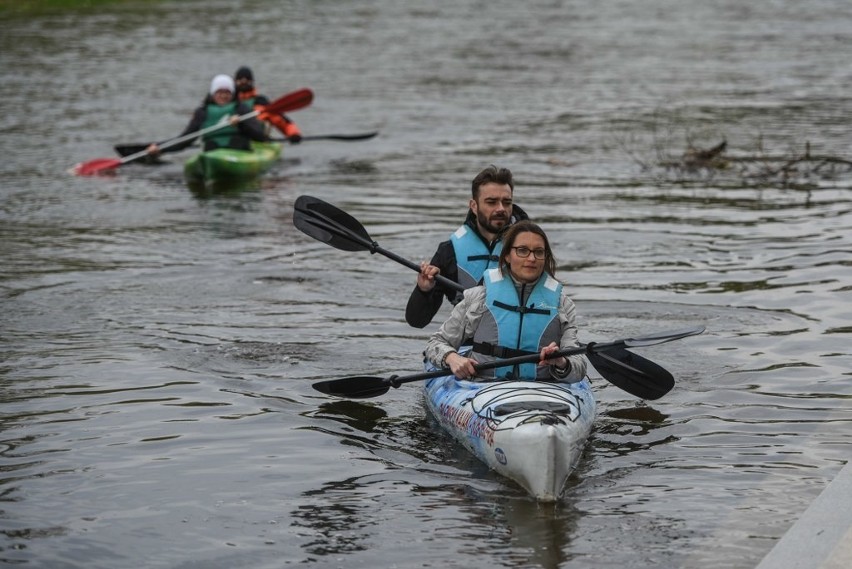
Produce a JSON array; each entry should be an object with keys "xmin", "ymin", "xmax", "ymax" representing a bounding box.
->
[
  {"xmin": 472, "ymin": 341, "xmax": 538, "ymax": 359},
  {"xmin": 492, "ymin": 300, "xmax": 550, "ymax": 316},
  {"xmin": 467, "ymin": 254, "xmax": 498, "ymax": 262}
]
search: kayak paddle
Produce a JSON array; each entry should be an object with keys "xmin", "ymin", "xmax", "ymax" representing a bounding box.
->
[
  {"xmin": 312, "ymin": 326, "xmax": 705, "ymax": 400},
  {"xmin": 73, "ymin": 88, "xmax": 314, "ymax": 176},
  {"xmin": 112, "ymin": 131, "xmax": 378, "ymax": 157},
  {"xmin": 293, "ymin": 194, "xmax": 464, "ymax": 293}
]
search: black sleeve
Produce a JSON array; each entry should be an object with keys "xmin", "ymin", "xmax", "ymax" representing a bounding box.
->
[
  {"xmin": 162, "ymin": 108, "xmax": 205, "ymax": 153},
  {"xmin": 236, "ymin": 102, "xmax": 270, "ymax": 142},
  {"xmin": 404, "ymin": 241, "xmax": 459, "ymax": 328},
  {"xmin": 238, "ymin": 117, "xmax": 270, "ymax": 142}
]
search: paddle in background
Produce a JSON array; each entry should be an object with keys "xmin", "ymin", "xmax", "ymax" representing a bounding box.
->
[
  {"xmin": 72, "ymin": 88, "xmax": 314, "ymax": 176},
  {"xmin": 293, "ymin": 194, "xmax": 705, "ymax": 399},
  {"xmin": 113, "ymin": 131, "xmax": 379, "ymax": 158},
  {"xmin": 272, "ymin": 131, "xmax": 379, "ymax": 143},
  {"xmin": 312, "ymin": 327, "xmax": 705, "ymax": 400}
]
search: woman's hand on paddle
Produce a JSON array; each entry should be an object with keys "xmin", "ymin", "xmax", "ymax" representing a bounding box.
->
[
  {"xmin": 445, "ymin": 352, "xmax": 476, "ymax": 379},
  {"xmin": 540, "ymin": 342, "xmax": 568, "ymax": 369},
  {"xmin": 416, "ymin": 261, "xmax": 440, "ymax": 292},
  {"xmin": 146, "ymin": 143, "xmax": 161, "ymax": 156}
]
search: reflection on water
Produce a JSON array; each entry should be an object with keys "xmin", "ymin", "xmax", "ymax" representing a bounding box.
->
[
  {"xmin": 293, "ymin": 473, "xmax": 580, "ymax": 569},
  {"xmin": 186, "ymin": 177, "xmax": 264, "ymax": 199},
  {"xmin": 2, "ymin": 0, "xmax": 852, "ymax": 568},
  {"xmin": 310, "ymin": 400, "xmax": 389, "ymax": 433}
]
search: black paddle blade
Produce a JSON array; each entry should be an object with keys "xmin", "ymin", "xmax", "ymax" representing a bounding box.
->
[
  {"xmin": 587, "ymin": 347, "xmax": 674, "ymax": 400},
  {"xmin": 312, "ymin": 376, "xmax": 392, "ymax": 399},
  {"xmin": 115, "ymin": 143, "xmax": 150, "ymax": 157},
  {"xmin": 293, "ymin": 195, "xmax": 375, "ymax": 252},
  {"xmin": 113, "ymin": 143, "xmax": 165, "ymax": 164},
  {"xmin": 301, "ymin": 131, "xmax": 378, "ymax": 142},
  {"xmin": 624, "ymin": 326, "xmax": 705, "ymax": 348}
]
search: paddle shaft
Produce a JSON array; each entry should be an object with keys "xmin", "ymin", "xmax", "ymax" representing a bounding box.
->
[
  {"xmin": 118, "ymin": 108, "xmax": 262, "ymax": 165},
  {"xmin": 373, "ymin": 243, "xmax": 464, "ymax": 292},
  {"xmin": 114, "ymin": 131, "xmax": 377, "ymax": 157},
  {"xmin": 379, "ymin": 339, "xmax": 634, "ymax": 388}
]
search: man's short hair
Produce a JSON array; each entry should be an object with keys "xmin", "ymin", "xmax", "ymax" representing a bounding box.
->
[{"xmin": 471, "ymin": 165, "xmax": 513, "ymax": 199}]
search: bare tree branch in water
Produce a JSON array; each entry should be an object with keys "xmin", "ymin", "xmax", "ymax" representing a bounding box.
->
[{"xmin": 622, "ymin": 129, "xmax": 852, "ymax": 188}]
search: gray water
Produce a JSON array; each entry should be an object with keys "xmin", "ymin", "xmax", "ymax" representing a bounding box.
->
[{"xmin": 2, "ymin": 1, "xmax": 851, "ymax": 567}]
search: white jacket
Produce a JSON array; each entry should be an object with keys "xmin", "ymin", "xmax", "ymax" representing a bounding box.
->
[{"xmin": 424, "ymin": 278, "xmax": 588, "ymax": 382}]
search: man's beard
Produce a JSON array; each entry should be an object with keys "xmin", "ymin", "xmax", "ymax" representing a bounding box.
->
[{"xmin": 477, "ymin": 210, "xmax": 509, "ymax": 234}]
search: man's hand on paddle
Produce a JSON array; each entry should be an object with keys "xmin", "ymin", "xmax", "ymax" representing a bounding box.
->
[{"xmin": 416, "ymin": 261, "xmax": 440, "ymax": 292}]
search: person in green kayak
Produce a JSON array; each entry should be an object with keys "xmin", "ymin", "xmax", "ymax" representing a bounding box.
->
[
  {"xmin": 424, "ymin": 220, "xmax": 587, "ymax": 383},
  {"xmin": 405, "ymin": 165, "xmax": 530, "ymax": 328},
  {"xmin": 146, "ymin": 74, "xmax": 268, "ymax": 156},
  {"xmin": 234, "ymin": 66, "xmax": 303, "ymax": 143}
]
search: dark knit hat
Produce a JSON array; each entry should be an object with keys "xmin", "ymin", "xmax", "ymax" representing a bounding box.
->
[{"xmin": 235, "ymin": 66, "xmax": 254, "ymax": 81}]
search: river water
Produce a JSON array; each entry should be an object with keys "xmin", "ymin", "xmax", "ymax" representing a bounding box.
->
[{"xmin": 2, "ymin": 1, "xmax": 851, "ymax": 567}]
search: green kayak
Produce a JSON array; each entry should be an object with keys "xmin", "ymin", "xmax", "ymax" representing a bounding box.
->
[{"xmin": 183, "ymin": 141, "xmax": 282, "ymax": 185}]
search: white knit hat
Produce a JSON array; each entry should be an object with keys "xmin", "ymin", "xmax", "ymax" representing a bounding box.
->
[{"xmin": 209, "ymin": 74, "xmax": 235, "ymax": 95}]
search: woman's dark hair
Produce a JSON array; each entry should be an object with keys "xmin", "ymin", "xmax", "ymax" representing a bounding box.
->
[
  {"xmin": 471, "ymin": 164, "xmax": 513, "ymax": 198},
  {"xmin": 498, "ymin": 220, "xmax": 557, "ymax": 277}
]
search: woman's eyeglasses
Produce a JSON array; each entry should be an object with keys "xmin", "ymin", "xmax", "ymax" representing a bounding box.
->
[{"xmin": 512, "ymin": 246, "xmax": 546, "ymax": 260}]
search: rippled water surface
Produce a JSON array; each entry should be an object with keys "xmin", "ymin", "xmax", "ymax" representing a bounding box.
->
[{"xmin": 2, "ymin": 1, "xmax": 851, "ymax": 567}]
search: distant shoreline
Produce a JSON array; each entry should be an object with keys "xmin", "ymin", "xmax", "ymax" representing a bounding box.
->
[{"xmin": 0, "ymin": 0, "xmax": 159, "ymax": 17}]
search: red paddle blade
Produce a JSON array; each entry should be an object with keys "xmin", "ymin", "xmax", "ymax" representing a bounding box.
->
[
  {"xmin": 263, "ymin": 88, "xmax": 313, "ymax": 115},
  {"xmin": 72, "ymin": 158, "xmax": 123, "ymax": 176}
]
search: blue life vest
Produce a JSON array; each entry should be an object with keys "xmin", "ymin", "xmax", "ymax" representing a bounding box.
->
[
  {"xmin": 450, "ymin": 224, "xmax": 502, "ymax": 295},
  {"xmin": 472, "ymin": 269, "xmax": 562, "ymax": 380}
]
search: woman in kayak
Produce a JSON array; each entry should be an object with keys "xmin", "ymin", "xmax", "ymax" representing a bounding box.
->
[
  {"xmin": 424, "ymin": 220, "xmax": 587, "ymax": 383},
  {"xmin": 146, "ymin": 74, "xmax": 268, "ymax": 155}
]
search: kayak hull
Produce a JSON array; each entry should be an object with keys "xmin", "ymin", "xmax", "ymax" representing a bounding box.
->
[
  {"xmin": 183, "ymin": 141, "xmax": 282, "ymax": 185},
  {"xmin": 423, "ymin": 374, "xmax": 596, "ymax": 501}
]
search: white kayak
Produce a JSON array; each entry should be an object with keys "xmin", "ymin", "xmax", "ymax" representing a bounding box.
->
[{"xmin": 423, "ymin": 373, "xmax": 596, "ymax": 501}]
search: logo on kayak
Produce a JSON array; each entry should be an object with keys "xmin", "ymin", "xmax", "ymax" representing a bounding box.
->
[{"xmin": 495, "ymin": 447, "xmax": 507, "ymax": 465}]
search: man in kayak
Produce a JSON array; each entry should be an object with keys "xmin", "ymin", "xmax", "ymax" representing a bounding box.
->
[
  {"xmin": 234, "ymin": 66, "xmax": 303, "ymax": 143},
  {"xmin": 424, "ymin": 220, "xmax": 587, "ymax": 383},
  {"xmin": 405, "ymin": 165, "xmax": 529, "ymax": 328},
  {"xmin": 147, "ymin": 74, "xmax": 268, "ymax": 155}
]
